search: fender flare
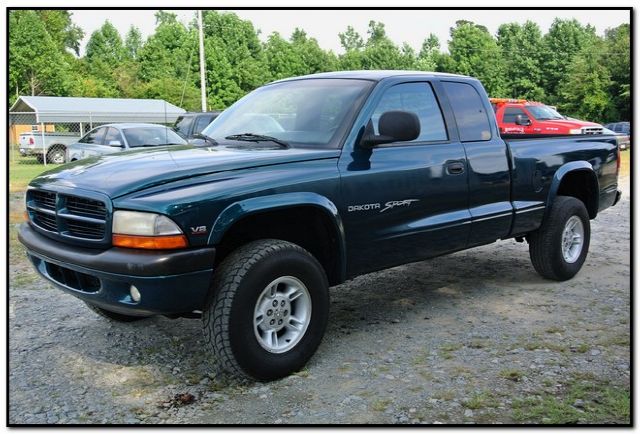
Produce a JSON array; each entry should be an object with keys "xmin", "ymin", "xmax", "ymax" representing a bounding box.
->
[
  {"xmin": 546, "ymin": 161, "xmax": 599, "ymax": 219},
  {"xmin": 208, "ymin": 192, "xmax": 347, "ymax": 282}
]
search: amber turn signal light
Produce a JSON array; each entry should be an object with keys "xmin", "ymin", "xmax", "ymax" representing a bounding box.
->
[{"xmin": 112, "ymin": 234, "xmax": 188, "ymax": 250}]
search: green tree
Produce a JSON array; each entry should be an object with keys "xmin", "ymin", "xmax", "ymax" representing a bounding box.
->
[
  {"xmin": 603, "ymin": 23, "xmax": 630, "ymax": 120},
  {"xmin": 37, "ymin": 10, "xmax": 84, "ymax": 56},
  {"xmin": 9, "ymin": 10, "xmax": 70, "ymax": 103},
  {"xmin": 497, "ymin": 21, "xmax": 545, "ymax": 100},
  {"xmin": 263, "ymin": 32, "xmax": 303, "ymax": 80},
  {"xmin": 290, "ymin": 28, "xmax": 338, "ymax": 74},
  {"xmin": 82, "ymin": 21, "xmax": 127, "ymax": 95},
  {"xmin": 559, "ymin": 42, "xmax": 611, "ymax": 122},
  {"xmin": 416, "ymin": 33, "xmax": 440, "ymax": 71},
  {"xmin": 85, "ymin": 21, "xmax": 126, "ymax": 65},
  {"xmin": 124, "ymin": 26, "xmax": 143, "ymax": 60},
  {"xmin": 155, "ymin": 10, "xmax": 178, "ymax": 26},
  {"xmin": 447, "ymin": 20, "xmax": 506, "ymax": 96},
  {"xmin": 541, "ymin": 18, "xmax": 598, "ymax": 104},
  {"xmin": 201, "ymin": 10, "xmax": 269, "ymax": 107},
  {"xmin": 338, "ymin": 25, "xmax": 364, "ymax": 52}
]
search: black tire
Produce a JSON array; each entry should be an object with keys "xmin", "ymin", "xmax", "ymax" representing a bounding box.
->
[
  {"xmin": 84, "ymin": 302, "xmax": 149, "ymax": 322},
  {"xmin": 528, "ymin": 196, "xmax": 591, "ymax": 281},
  {"xmin": 36, "ymin": 155, "xmax": 44, "ymax": 164},
  {"xmin": 47, "ymin": 145, "xmax": 66, "ymax": 164},
  {"xmin": 203, "ymin": 239, "xmax": 329, "ymax": 382}
]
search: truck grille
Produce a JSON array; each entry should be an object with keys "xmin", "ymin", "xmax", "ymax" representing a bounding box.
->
[
  {"xmin": 31, "ymin": 190, "xmax": 57, "ymax": 210},
  {"xmin": 582, "ymin": 126, "xmax": 604, "ymax": 135},
  {"xmin": 33, "ymin": 210, "xmax": 58, "ymax": 232},
  {"xmin": 27, "ymin": 189, "xmax": 109, "ymax": 244},
  {"xmin": 65, "ymin": 196, "xmax": 107, "ymax": 219}
]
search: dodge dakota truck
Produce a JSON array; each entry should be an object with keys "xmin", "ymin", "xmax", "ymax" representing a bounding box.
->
[{"xmin": 19, "ymin": 71, "xmax": 621, "ymax": 382}]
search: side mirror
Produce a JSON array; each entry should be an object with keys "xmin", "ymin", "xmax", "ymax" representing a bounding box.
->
[
  {"xmin": 109, "ymin": 140, "xmax": 123, "ymax": 147},
  {"xmin": 360, "ymin": 111, "xmax": 421, "ymax": 147},
  {"xmin": 515, "ymin": 115, "xmax": 531, "ymax": 126}
]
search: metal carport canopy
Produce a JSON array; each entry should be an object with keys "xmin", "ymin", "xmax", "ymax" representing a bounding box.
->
[{"xmin": 9, "ymin": 96, "xmax": 186, "ymax": 124}]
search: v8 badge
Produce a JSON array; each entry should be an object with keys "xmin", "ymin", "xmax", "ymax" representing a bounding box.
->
[{"xmin": 190, "ymin": 225, "xmax": 208, "ymax": 235}]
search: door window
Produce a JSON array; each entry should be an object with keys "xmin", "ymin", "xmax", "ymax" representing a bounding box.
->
[
  {"xmin": 102, "ymin": 127, "xmax": 124, "ymax": 146},
  {"xmin": 502, "ymin": 107, "xmax": 528, "ymax": 124},
  {"xmin": 79, "ymin": 127, "xmax": 106, "ymax": 144},
  {"xmin": 371, "ymin": 82, "xmax": 448, "ymax": 143}
]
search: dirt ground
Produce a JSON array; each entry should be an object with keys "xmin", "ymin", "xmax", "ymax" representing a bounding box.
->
[{"xmin": 8, "ymin": 170, "xmax": 630, "ymax": 425}]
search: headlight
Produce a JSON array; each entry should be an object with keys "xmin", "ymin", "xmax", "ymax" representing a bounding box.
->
[
  {"xmin": 112, "ymin": 210, "xmax": 188, "ymax": 249},
  {"xmin": 569, "ymin": 128, "xmax": 583, "ymax": 135}
]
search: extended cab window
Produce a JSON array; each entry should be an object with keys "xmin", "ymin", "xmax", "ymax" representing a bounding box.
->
[
  {"xmin": 442, "ymin": 82, "xmax": 492, "ymax": 142},
  {"xmin": 79, "ymin": 127, "xmax": 106, "ymax": 144},
  {"xmin": 503, "ymin": 107, "xmax": 527, "ymax": 124},
  {"xmin": 371, "ymin": 82, "xmax": 447, "ymax": 143}
]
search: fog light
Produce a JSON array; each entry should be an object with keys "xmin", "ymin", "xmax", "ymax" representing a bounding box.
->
[{"xmin": 130, "ymin": 285, "xmax": 141, "ymax": 302}]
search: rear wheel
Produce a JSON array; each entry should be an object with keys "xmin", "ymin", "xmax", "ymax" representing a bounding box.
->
[
  {"xmin": 528, "ymin": 196, "xmax": 590, "ymax": 281},
  {"xmin": 202, "ymin": 239, "xmax": 329, "ymax": 382},
  {"xmin": 84, "ymin": 302, "xmax": 149, "ymax": 322}
]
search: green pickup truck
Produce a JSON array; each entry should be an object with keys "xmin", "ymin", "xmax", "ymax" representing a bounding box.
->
[{"xmin": 19, "ymin": 71, "xmax": 621, "ymax": 381}]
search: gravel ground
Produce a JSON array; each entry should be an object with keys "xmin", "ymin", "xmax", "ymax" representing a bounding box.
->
[{"xmin": 8, "ymin": 172, "xmax": 630, "ymax": 425}]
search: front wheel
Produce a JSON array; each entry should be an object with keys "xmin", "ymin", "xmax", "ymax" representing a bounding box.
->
[
  {"xmin": 528, "ymin": 196, "xmax": 591, "ymax": 281},
  {"xmin": 202, "ymin": 239, "xmax": 329, "ymax": 382}
]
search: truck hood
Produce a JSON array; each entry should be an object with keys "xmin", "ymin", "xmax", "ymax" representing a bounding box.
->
[
  {"xmin": 31, "ymin": 145, "xmax": 341, "ymax": 198},
  {"xmin": 543, "ymin": 119, "xmax": 601, "ymax": 128}
]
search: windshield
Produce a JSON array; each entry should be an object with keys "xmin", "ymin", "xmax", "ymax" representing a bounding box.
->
[
  {"xmin": 123, "ymin": 127, "xmax": 186, "ymax": 147},
  {"xmin": 201, "ymin": 79, "xmax": 374, "ymax": 148},
  {"xmin": 527, "ymin": 105, "xmax": 565, "ymax": 120}
]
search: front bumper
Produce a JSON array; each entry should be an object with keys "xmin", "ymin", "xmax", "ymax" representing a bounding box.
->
[{"xmin": 18, "ymin": 223, "xmax": 216, "ymax": 316}]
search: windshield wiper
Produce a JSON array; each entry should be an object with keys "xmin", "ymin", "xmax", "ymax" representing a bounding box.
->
[
  {"xmin": 192, "ymin": 133, "xmax": 219, "ymax": 146},
  {"xmin": 225, "ymin": 133, "xmax": 289, "ymax": 148}
]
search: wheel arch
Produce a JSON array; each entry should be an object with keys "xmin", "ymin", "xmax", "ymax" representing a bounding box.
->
[
  {"xmin": 547, "ymin": 161, "xmax": 599, "ymax": 219},
  {"xmin": 209, "ymin": 192, "xmax": 347, "ymax": 285}
]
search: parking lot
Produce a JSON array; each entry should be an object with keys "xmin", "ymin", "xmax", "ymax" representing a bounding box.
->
[{"xmin": 8, "ymin": 162, "xmax": 630, "ymax": 425}]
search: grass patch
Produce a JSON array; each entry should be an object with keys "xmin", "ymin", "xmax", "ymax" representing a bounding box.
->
[
  {"xmin": 432, "ymin": 389, "xmax": 456, "ymax": 401},
  {"xmin": 545, "ymin": 326, "xmax": 564, "ymax": 334},
  {"xmin": 294, "ymin": 367, "xmax": 311, "ymax": 378},
  {"xmin": 512, "ymin": 381, "xmax": 630, "ymax": 424},
  {"xmin": 440, "ymin": 343, "xmax": 462, "ymax": 359},
  {"xmin": 574, "ymin": 343, "xmax": 589, "ymax": 354},
  {"xmin": 9, "ymin": 161, "xmax": 62, "ymax": 193},
  {"xmin": 418, "ymin": 370, "xmax": 433, "ymax": 381},
  {"xmin": 499, "ymin": 369, "xmax": 524, "ymax": 382},
  {"xmin": 598, "ymin": 335, "xmax": 630, "ymax": 347},
  {"xmin": 371, "ymin": 398, "xmax": 392, "ymax": 412},
  {"xmin": 464, "ymin": 391, "xmax": 500, "ymax": 410},
  {"xmin": 467, "ymin": 339, "xmax": 490, "ymax": 349}
]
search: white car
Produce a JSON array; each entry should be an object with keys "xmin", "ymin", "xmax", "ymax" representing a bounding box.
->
[{"xmin": 67, "ymin": 123, "xmax": 187, "ymax": 162}]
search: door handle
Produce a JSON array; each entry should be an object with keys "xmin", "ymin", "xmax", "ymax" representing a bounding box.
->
[{"xmin": 447, "ymin": 161, "xmax": 465, "ymax": 175}]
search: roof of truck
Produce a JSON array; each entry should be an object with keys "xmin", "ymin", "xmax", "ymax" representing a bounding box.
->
[{"xmin": 274, "ymin": 70, "xmax": 470, "ymax": 83}]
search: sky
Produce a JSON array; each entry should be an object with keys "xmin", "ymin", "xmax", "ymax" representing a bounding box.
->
[{"xmin": 68, "ymin": 9, "xmax": 630, "ymax": 56}]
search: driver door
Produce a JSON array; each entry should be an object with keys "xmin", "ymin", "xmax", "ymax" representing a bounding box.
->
[{"xmin": 339, "ymin": 81, "xmax": 470, "ymax": 276}]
